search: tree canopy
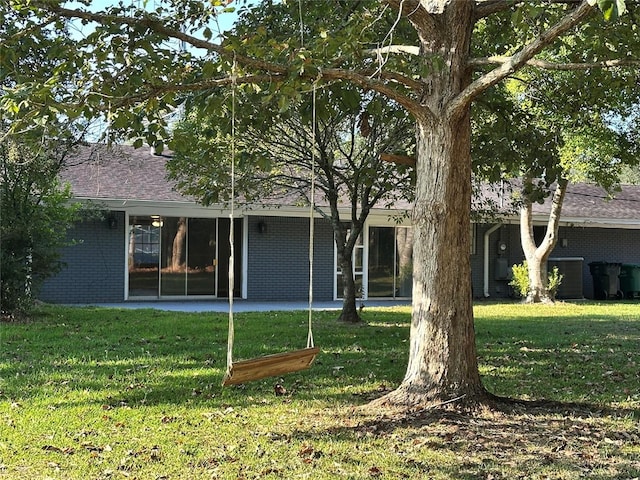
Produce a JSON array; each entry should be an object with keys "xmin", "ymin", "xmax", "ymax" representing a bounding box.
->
[
  {"xmin": 169, "ymin": 83, "xmax": 414, "ymax": 322},
  {"xmin": 3, "ymin": 0, "xmax": 640, "ymax": 408},
  {"xmin": 0, "ymin": 133, "xmax": 82, "ymax": 316}
]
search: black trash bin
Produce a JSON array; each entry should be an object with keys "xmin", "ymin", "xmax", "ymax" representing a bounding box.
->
[
  {"xmin": 588, "ymin": 262, "xmax": 622, "ymax": 300},
  {"xmin": 619, "ymin": 264, "xmax": 640, "ymax": 299}
]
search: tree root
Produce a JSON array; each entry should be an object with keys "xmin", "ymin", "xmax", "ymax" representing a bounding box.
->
[{"xmin": 365, "ymin": 385, "xmax": 503, "ymax": 414}]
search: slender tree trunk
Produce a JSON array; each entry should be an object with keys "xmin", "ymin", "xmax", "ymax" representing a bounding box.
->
[
  {"xmin": 520, "ymin": 177, "xmax": 568, "ymax": 303},
  {"xmin": 338, "ymin": 254, "xmax": 361, "ymax": 323},
  {"xmin": 334, "ymin": 226, "xmax": 362, "ymax": 323},
  {"xmin": 128, "ymin": 227, "xmax": 136, "ymax": 268},
  {"xmin": 375, "ymin": 1, "xmax": 486, "ymax": 407},
  {"xmin": 396, "ymin": 227, "xmax": 413, "ymax": 296}
]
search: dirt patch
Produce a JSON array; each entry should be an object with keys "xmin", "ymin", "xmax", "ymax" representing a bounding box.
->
[{"xmin": 326, "ymin": 399, "xmax": 640, "ymax": 478}]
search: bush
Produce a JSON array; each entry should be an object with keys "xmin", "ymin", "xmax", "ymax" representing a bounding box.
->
[
  {"xmin": 547, "ymin": 265, "xmax": 563, "ymax": 299},
  {"xmin": 509, "ymin": 261, "xmax": 530, "ymax": 298},
  {"xmin": 509, "ymin": 261, "xmax": 563, "ymax": 300},
  {"xmin": 1, "ymin": 139, "xmax": 80, "ymax": 315}
]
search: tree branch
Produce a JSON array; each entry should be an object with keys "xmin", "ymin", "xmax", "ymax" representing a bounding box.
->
[
  {"xmin": 449, "ymin": 0, "xmax": 596, "ymax": 116},
  {"xmin": 469, "ymin": 55, "xmax": 640, "ymax": 70},
  {"xmin": 322, "ymin": 68, "xmax": 420, "ymax": 115},
  {"xmin": 41, "ymin": 4, "xmax": 289, "ymax": 75},
  {"xmin": 352, "ymin": 69, "xmax": 424, "ymax": 91},
  {"xmin": 364, "ymin": 44, "xmax": 420, "ymax": 56},
  {"xmin": 38, "ymin": 2, "xmax": 422, "ymax": 117},
  {"xmin": 385, "ymin": 0, "xmax": 436, "ymax": 38},
  {"xmin": 473, "ymin": 0, "xmax": 512, "ymax": 20},
  {"xmin": 111, "ymin": 74, "xmax": 287, "ymax": 107},
  {"xmin": 0, "ymin": 15, "xmax": 58, "ymax": 47}
]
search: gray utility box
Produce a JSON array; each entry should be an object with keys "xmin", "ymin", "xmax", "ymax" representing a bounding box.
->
[{"xmin": 548, "ymin": 257, "xmax": 584, "ymax": 299}]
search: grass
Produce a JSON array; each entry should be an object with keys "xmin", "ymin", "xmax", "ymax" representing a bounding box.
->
[{"xmin": 0, "ymin": 302, "xmax": 639, "ymax": 479}]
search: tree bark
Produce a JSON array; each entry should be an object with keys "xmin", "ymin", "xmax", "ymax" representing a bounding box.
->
[
  {"xmin": 171, "ymin": 217, "xmax": 187, "ymax": 272},
  {"xmin": 334, "ymin": 224, "xmax": 363, "ymax": 323},
  {"xmin": 338, "ymin": 254, "xmax": 362, "ymax": 323},
  {"xmin": 374, "ymin": 1, "xmax": 487, "ymax": 407},
  {"xmin": 520, "ymin": 177, "xmax": 568, "ymax": 303}
]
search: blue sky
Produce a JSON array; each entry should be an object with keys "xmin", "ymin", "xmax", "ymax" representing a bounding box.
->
[
  {"xmin": 62, "ymin": 1, "xmax": 248, "ymax": 140},
  {"xmin": 66, "ymin": 0, "xmax": 243, "ymax": 40}
]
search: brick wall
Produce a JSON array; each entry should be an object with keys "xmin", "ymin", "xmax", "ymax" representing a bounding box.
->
[
  {"xmin": 474, "ymin": 223, "xmax": 640, "ymax": 299},
  {"xmin": 40, "ymin": 211, "xmax": 640, "ymax": 303},
  {"xmin": 246, "ymin": 216, "xmax": 334, "ymax": 301},
  {"xmin": 39, "ymin": 211, "xmax": 125, "ymax": 303}
]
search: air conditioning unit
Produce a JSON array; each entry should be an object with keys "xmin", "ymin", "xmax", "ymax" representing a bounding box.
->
[{"xmin": 548, "ymin": 257, "xmax": 584, "ymax": 299}]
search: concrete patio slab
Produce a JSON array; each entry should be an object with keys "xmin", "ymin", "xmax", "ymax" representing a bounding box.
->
[{"xmin": 77, "ymin": 299, "xmax": 411, "ymax": 313}]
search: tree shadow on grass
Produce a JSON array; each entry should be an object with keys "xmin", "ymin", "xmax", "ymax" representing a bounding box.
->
[
  {"xmin": 293, "ymin": 398, "xmax": 640, "ymax": 480},
  {"xmin": 0, "ymin": 307, "xmax": 412, "ymax": 407},
  {"xmin": 2, "ymin": 305, "xmax": 639, "ymax": 413}
]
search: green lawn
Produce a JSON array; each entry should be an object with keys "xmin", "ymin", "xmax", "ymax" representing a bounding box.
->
[{"xmin": 0, "ymin": 302, "xmax": 638, "ymax": 479}]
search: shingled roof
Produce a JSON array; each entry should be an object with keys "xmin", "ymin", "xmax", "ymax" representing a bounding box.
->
[
  {"xmin": 60, "ymin": 144, "xmax": 640, "ymax": 224},
  {"xmin": 60, "ymin": 144, "xmax": 186, "ymax": 203},
  {"xmin": 534, "ymin": 183, "xmax": 640, "ymax": 221}
]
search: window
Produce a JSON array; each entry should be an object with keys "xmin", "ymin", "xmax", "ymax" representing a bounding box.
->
[
  {"xmin": 127, "ymin": 216, "xmax": 241, "ymax": 298},
  {"xmin": 335, "ymin": 225, "xmax": 414, "ymax": 300},
  {"xmin": 368, "ymin": 226, "xmax": 413, "ymax": 299}
]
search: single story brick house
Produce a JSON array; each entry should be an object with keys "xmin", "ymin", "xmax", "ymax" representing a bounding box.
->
[{"xmin": 39, "ymin": 144, "xmax": 640, "ymax": 303}]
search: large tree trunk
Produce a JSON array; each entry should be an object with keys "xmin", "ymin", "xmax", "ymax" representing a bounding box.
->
[
  {"xmin": 375, "ymin": 1, "xmax": 487, "ymax": 407},
  {"xmin": 520, "ymin": 177, "xmax": 568, "ymax": 303}
]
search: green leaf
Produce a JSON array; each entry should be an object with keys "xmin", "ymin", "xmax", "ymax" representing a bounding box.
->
[
  {"xmin": 597, "ymin": 0, "xmax": 626, "ymax": 21},
  {"xmin": 511, "ymin": 8, "xmax": 523, "ymax": 26},
  {"xmin": 278, "ymin": 94, "xmax": 290, "ymax": 113},
  {"xmin": 340, "ymin": 89, "xmax": 361, "ymax": 111}
]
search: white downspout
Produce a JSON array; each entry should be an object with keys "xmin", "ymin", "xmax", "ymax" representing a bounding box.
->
[{"xmin": 483, "ymin": 223, "xmax": 502, "ymax": 298}]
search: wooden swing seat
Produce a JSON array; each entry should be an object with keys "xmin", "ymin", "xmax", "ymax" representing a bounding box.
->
[{"xmin": 222, "ymin": 346, "xmax": 320, "ymax": 386}]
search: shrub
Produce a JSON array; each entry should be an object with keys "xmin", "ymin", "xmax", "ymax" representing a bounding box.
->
[
  {"xmin": 547, "ymin": 265, "xmax": 563, "ymax": 299},
  {"xmin": 509, "ymin": 261, "xmax": 530, "ymax": 298},
  {"xmin": 1, "ymin": 139, "xmax": 80, "ymax": 315},
  {"xmin": 509, "ymin": 261, "xmax": 563, "ymax": 300}
]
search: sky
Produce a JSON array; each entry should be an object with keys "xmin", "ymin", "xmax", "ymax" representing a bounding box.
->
[
  {"xmin": 61, "ymin": 0, "xmax": 249, "ymax": 141},
  {"xmin": 66, "ymin": 0, "xmax": 245, "ymax": 42}
]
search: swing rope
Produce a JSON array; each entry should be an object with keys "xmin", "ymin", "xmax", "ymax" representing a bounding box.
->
[
  {"xmin": 307, "ymin": 84, "xmax": 316, "ymax": 349},
  {"xmin": 225, "ymin": 57, "xmax": 237, "ymax": 380},
  {"xmin": 223, "ymin": 61, "xmax": 319, "ymax": 385},
  {"xmin": 300, "ymin": 0, "xmax": 315, "ymax": 350}
]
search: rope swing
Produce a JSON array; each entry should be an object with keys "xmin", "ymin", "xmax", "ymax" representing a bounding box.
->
[{"xmin": 222, "ymin": 67, "xmax": 320, "ymax": 387}]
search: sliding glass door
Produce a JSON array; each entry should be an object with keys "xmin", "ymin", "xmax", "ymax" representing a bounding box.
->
[
  {"xmin": 335, "ymin": 225, "xmax": 413, "ymax": 300},
  {"xmin": 368, "ymin": 226, "xmax": 413, "ymax": 298},
  {"xmin": 128, "ymin": 217, "xmax": 161, "ymax": 297},
  {"xmin": 128, "ymin": 216, "xmax": 240, "ymax": 298},
  {"xmin": 186, "ymin": 218, "xmax": 218, "ymax": 295}
]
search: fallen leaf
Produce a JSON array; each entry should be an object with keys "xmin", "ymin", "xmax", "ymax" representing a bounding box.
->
[
  {"xmin": 369, "ymin": 466, "xmax": 383, "ymax": 476},
  {"xmin": 298, "ymin": 444, "xmax": 314, "ymax": 457},
  {"xmin": 42, "ymin": 445, "xmax": 74, "ymax": 455}
]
